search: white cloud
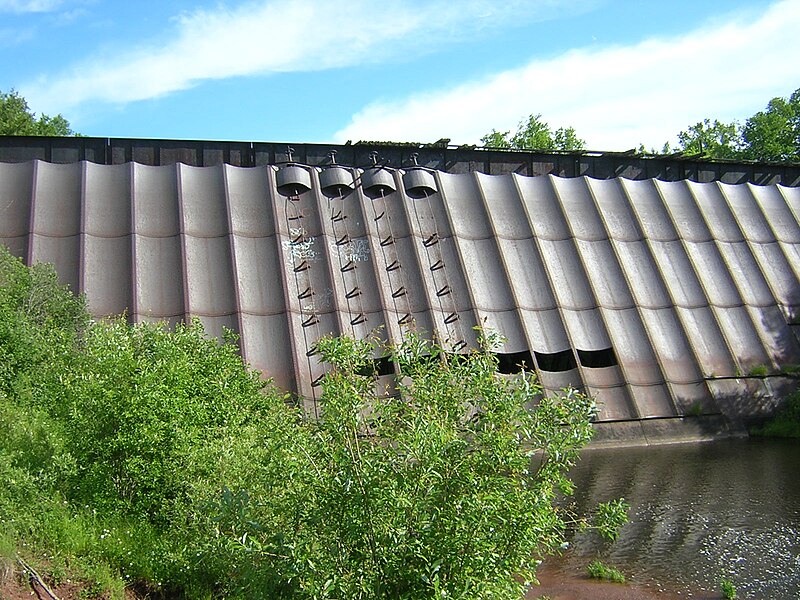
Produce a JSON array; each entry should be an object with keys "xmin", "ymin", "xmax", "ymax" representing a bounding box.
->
[
  {"xmin": 334, "ymin": 0, "xmax": 800, "ymax": 150},
  {"xmin": 21, "ymin": 0, "xmax": 577, "ymax": 113},
  {"xmin": 0, "ymin": 0, "xmax": 63, "ymax": 12}
]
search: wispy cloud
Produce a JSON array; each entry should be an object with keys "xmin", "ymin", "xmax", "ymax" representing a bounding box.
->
[
  {"xmin": 0, "ymin": 0, "xmax": 63, "ymax": 13},
  {"xmin": 22, "ymin": 0, "xmax": 579, "ymax": 113},
  {"xmin": 334, "ymin": 0, "xmax": 800, "ymax": 149}
]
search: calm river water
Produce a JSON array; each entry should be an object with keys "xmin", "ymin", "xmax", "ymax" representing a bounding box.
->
[{"xmin": 548, "ymin": 438, "xmax": 800, "ymax": 598}]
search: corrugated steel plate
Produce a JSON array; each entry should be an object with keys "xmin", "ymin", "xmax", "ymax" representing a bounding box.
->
[{"xmin": 2, "ymin": 159, "xmax": 798, "ymax": 422}]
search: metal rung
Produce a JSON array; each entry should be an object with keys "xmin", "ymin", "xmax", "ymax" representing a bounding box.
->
[
  {"xmin": 289, "ymin": 194, "xmax": 301, "ymax": 203},
  {"xmin": 341, "ymin": 260, "xmax": 355, "ymax": 272},
  {"xmin": 380, "ymin": 235, "xmax": 394, "ymax": 246},
  {"xmin": 331, "ymin": 209, "xmax": 346, "ymax": 222},
  {"xmin": 386, "ymin": 260, "xmax": 400, "ymax": 272},
  {"xmin": 288, "ymin": 213, "xmax": 304, "ymax": 220},
  {"xmin": 398, "ymin": 313, "xmax": 413, "ymax": 325},
  {"xmin": 430, "ymin": 259, "xmax": 444, "ymax": 271},
  {"xmin": 373, "ymin": 210, "xmax": 385, "ymax": 221},
  {"xmin": 423, "ymin": 232, "xmax": 439, "ymax": 247},
  {"xmin": 311, "ymin": 375, "xmax": 325, "ymax": 387},
  {"xmin": 336, "ymin": 234, "xmax": 350, "ymax": 246},
  {"xmin": 306, "ymin": 344, "xmax": 320, "ymax": 357},
  {"xmin": 293, "ymin": 260, "xmax": 310, "ymax": 272},
  {"xmin": 298, "ymin": 287, "xmax": 314, "ymax": 299},
  {"xmin": 392, "ymin": 286, "xmax": 406, "ymax": 298},
  {"xmin": 444, "ymin": 312, "xmax": 459, "ymax": 324},
  {"xmin": 452, "ymin": 340, "xmax": 467, "ymax": 352},
  {"xmin": 345, "ymin": 287, "xmax": 362, "ymax": 299},
  {"xmin": 351, "ymin": 313, "xmax": 367, "ymax": 326},
  {"xmin": 436, "ymin": 285, "xmax": 451, "ymax": 297},
  {"xmin": 302, "ymin": 314, "xmax": 319, "ymax": 327}
]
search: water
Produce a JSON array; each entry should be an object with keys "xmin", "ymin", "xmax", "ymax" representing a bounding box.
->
[{"xmin": 549, "ymin": 438, "xmax": 800, "ymax": 598}]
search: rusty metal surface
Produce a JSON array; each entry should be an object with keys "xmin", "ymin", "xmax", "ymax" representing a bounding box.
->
[{"xmin": 2, "ymin": 159, "xmax": 799, "ymax": 422}]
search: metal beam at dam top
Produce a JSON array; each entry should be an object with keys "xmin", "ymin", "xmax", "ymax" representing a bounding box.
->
[{"xmin": 0, "ymin": 135, "xmax": 799, "ymax": 186}]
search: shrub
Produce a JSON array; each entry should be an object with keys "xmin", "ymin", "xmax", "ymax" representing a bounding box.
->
[
  {"xmin": 1, "ymin": 244, "xmax": 627, "ymax": 598},
  {"xmin": 721, "ymin": 577, "xmax": 738, "ymax": 599},
  {"xmin": 751, "ymin": 389, "xmax": 800, "ymax": 438},
  {"xmin": 587, "ymin": 560, "xmax": 626, "ymax": 583},
  {"xmin": 207, "ymin": 331, "xmax": 628, "ymax": 599}
]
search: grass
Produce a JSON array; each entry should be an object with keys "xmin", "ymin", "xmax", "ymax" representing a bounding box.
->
[
  {"xmin": 587, "ymin": 560, "xmax": 626, "ymax": 583},
  {"xmin": 721, "ymin": 578, "xmax": 737, "ymax": 599},
  {"xmin": 751, "ymin": 389, "xmax": 800, "ymax": 438}
]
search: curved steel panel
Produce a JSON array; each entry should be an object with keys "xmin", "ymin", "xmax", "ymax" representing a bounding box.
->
[
  {"xmin": 83, "ymin": 162, "xmax": 131, "ymax": 237},
  {"xmin": 519, "ymin": 308, "xmax": 571, "ymax": 354},
  {"xmin": 562, "ymin": 308, "xmax": 612, "ymax": 351},
  {"xmin": 749, "ymin": 242, "xmax": 800, "ymax": 309},
  {"xmin": 684, "ymin": 241, "xmax": 744, "ymax": 308},
  {"xmin": 132, "ymin": 234, "xmax": 185, "ymax": 318},
  {"xmin": 591, "ymin": 177, "xmax": 644, "ymax": 242},
  {"xmin": 29, "ymin": 233, "xmax": 79, "ymax": 291},
  {"xmin": 239, "ymin": 313, "xmax": 294, "ymax": 390},
  {"xmin": 629, "ymin": 179, "xmax": 679, "ymax": 241},
  {"xmin": 178, "ymin": 164, "xmax": 229, "ymax": 238},
  {"xmin": 713, "ymin": 305, "xmax": 772, "ymax": 368},
  {"xmin": 690, "ymin": 182, "xmax": 744, "ymax": 242},
  {"xmin": 716, "ymin": 242, "xmax": 775, "ymax": 307},
  {"xmin": 184, "ymin": 236, "xmax": 236, "ymax": 317},
  {"xmin": 638, "ymin": 307, "xmax": 704, "ymax": 385},
  {"xmin": 575, "ymin": 239, "xmax": 634, "ymax": 309},
  {"xmin": 628, "ymin": 383, "xmax": 675, "ymax": 418},
  {"xmin": 225, "ymin": 166, "xmax": 275, "ymax": 237},
  {"xmin": 132, "ymin": 163, "xmax": 180, "ymax": 237},
  {"xmin": 537, "ymin": 238, "xmax": 596, "ymax": 310},
  {"xmin": 496, "ymin": 237, "xmax": 557, "ymax": 310},
  {"xmin": 675, "ymin": 306, "xmax": 735, "ymax": 377},
  {"xmin": 31, "ymin": 161, "xmax": 81, "ymax": 237},
  {"xmin": 477, "ymin": 172, "xmax": 531, "ymax": 240},
  {"xmin": 660, "ymin": 180, "xmax": 713, "ymax": 242},
  {"xmin": 456, "ymin": 238, "xmax": 515, "ymax": 311},
  {"xmin": 753, "ymin": 185, "xmax": 800, "ymax": 243},
  {"xmin": 517, "ymin": 175, "xmax": 571, "ymax": 241},
  {"xmin": 231, "ymin": 235, "xmax": 285, "ymax": 315},
  {"xmin": 648, "ymin": 240, "xmax": 708, "ymax": 308},
  {"xmin": 602, "ymin": 308, "xmax": 664, "ymax": 387},
  {"xmin": 0, "ymin": 161, "xmax": 33, "ymax": 237},
  {"xmin": 722, "ymin": 183, "xmax": 775, "ymax": 243},
  {"xmin": 614, "ymin": 240, "xmax": 671, "ymax": 309},
  {"xmin": 82, "ymin": 234, "xmax": 132, "ymax": 316},
  {"xmin": 553, "ymin": 176, "xmax": 608, "ymax": 241}
]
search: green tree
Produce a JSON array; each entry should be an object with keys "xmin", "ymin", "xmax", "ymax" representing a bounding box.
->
[
  {"xmin": 676, "ymin": 118, "xmax": 742, "ymax": 159},
  {"xmin": 482, "ymin": 113, "xmax": 586, "ymax": 151},
  {"xmin": 740, "ymin": 88, "xmax": 800, "ymax": 161},
  {"xmin": 0, "ymin": 89, "xmax": 76, "ymax": 136}
]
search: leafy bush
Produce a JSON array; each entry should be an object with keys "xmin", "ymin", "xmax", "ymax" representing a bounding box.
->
[
  {"xmin": 721, "ymin": 577, "xmax": 738, "ymax": 599},
  {"xmin": 0, "ymin": 245, "xmax": 627, "ymax": 598},
  {"xmin": 751, "ymin": 389, "xmax": 800, "ymax": 438},
  {"xmin": 205, "ymin": 331, "xmax": 627, "ymax": 599}
]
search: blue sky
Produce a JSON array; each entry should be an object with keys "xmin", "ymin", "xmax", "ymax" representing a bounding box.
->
[{"xmin": 2, "ymin": 0, "xmax": 799, "ymax": 150}]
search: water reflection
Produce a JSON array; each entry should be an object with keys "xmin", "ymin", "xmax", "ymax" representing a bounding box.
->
[{"xmin": 552, "ymin": 438, "xmax": 800, "ymax": 598}]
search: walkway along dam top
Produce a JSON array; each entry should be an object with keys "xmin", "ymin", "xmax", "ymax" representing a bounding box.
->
[{"xmin": 2, "ymin": 139, "xmax": 799, "ymax": 444}]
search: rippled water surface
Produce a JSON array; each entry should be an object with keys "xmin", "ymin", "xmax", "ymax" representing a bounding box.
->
[{"xmin": 550, "ymin": 438, "xmax": 800, "ymax": 598}]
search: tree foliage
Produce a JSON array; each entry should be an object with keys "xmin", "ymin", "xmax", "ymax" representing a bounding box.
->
[
  {"xmin": 481, "ymin": 113, "xmax": 586, "ymax": 151},
  {"xmin": 0, "ymin": 244, "xmax": 627, "ymax": 598},
  {"xmin": 0, "ymin": 89, "xmax": 76, "ymax": 136},
  {"xmin": 671, "ymin": 87, "xmax": 800, "ymax": 161}
]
